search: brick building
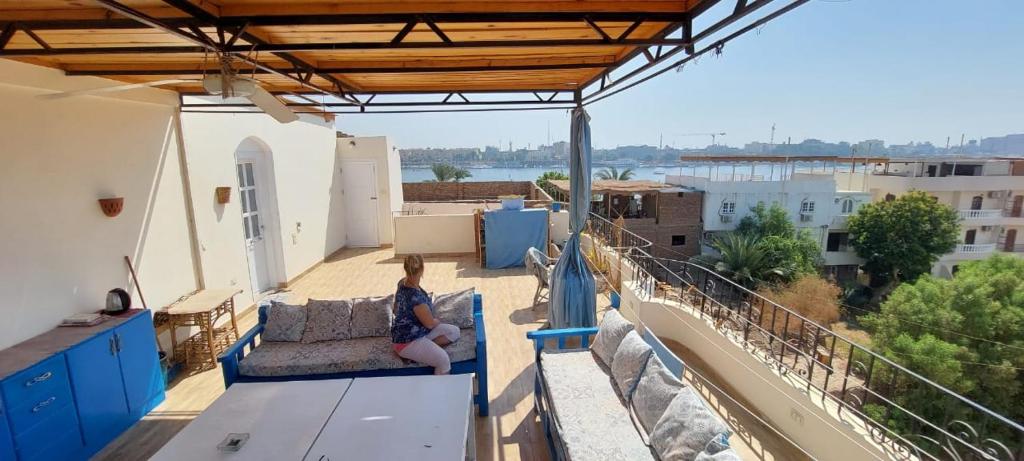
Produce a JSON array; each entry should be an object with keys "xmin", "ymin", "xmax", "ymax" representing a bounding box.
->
[{"xmin": 548, "ymin": 180, "xmax": 704, "ymax": 259}]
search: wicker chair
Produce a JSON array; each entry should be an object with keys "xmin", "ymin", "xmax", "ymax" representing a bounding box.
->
[{"xmin": 525, "ymin": 247, "xmax": 555, "ymax": 307}]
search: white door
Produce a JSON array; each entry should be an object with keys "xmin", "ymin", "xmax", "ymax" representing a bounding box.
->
[
  {"xmin": 342, "ymin": 161, "xmax": 380, "ymax": 247},
  {"xmin": 237, "ymin": 161, "xmax": 273, "ymax": 293}
]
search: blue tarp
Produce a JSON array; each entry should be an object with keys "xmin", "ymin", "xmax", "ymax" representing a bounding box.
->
[
  {"xmin": 484, "ymin": 208, "xmax": 549, "ymax": 269},
  {"xmin": 549, "ymin": 107, "xmax": 597, "ymax": 329}
]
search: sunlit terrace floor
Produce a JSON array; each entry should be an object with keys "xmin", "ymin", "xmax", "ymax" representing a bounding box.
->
[{"xmin": 95, "ymin": 247, "xmax": 805, "ymax": 461}]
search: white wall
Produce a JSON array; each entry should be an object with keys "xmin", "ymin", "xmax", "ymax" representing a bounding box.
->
[
  {"xmin": 0, "ymin": 60, "xmax": 197, "ymax": 350},
  {"xmin": 336, "ymin": 136, "xmax": 402, "ymax": 246},
  {"xmin": 180, "ymin": 111, "xmax": 340, "ymax": 303},
  {"xmin": 393, "ymin": 215, "xmax": 476, "ymax": 255}
]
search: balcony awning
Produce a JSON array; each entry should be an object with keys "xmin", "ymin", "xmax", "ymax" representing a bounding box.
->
[
  {"xmin": 0, "ymin": 0, "xmax": 812, "ymax": 113},
  {"xmin": 549, "ymin": 179, "xmax": 671, "ymax": 195}
]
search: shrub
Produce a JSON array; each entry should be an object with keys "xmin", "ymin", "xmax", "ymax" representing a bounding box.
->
[{"xmin": 757, "ymin": 275, "xmax": 841, "ymax": 336}]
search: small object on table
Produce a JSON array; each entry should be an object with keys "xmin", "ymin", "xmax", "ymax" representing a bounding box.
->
[
  {"xmin": 217, "ymin": 433, "xmax": 250, "ymax": 452},
  {"xmin": 60, "ymin": 312, "xmax": 106, "ymax": 327},
  {"xmin": 161, "ymin": 288, "xmax": 243, "ymax": 370}
]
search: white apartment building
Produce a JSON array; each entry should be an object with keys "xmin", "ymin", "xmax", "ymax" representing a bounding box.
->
[
  {"xmin": 667, "ymin": 159, "xmax": 870, "ymax": 281},
  {"xmin": 835, "ymin": 157, "xmax": 1024, "ymax": 277}
]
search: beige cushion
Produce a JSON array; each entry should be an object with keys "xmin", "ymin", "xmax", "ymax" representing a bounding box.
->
[
  {"xmin": 632, "ymin": 354, "xmax": 685, "ymax": 435},
  {"xmin": 350, "ymin": 294, "xmax": 394, "ymax": 338},
  {"xmin": 591, "ymin": 309, "xmax": 634, "ymax": 367},
  {"xmin": 302, "ymin": 299, "xmax": 352, "ymax": 343},
  {"xmin": 433, "ymin": 288, "xmax": 475, "ymax": 328},
  {"xmin": 611, "ymin": 330, "xmax": 653, "ymax": 399},
  {"xmin": 651, "ymin": 387, "xmax": 731, "ymax": 461},
  {"xmin": 263, "ymin": 301, "xmax": 306, "ymax": 342}
]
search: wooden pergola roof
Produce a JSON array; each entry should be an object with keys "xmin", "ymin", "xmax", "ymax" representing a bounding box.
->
[
  {"xmin": 549, "ymin": 179, "xmax": 672, "ymax": 194},
  {"xmin": 0, "ymin": 0, "xmax": 809, "ymax": 113}
]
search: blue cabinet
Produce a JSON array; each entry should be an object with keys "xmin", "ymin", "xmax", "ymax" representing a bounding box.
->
[
  {"xmin": 0, "ymin": 311, "xmax": 165, "ymax": 461},
  {"xmin": 0, "ymin": 400, "xmax": 15, "ymax": 461},
  {"xmin": 66, "ymin": 330, "xmax": 131, "ymax": 450}
]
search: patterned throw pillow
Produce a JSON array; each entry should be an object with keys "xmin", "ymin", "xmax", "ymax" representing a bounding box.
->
[
  {"xmin": 262, "ymin": 301, "xmax": 307, "ymax": 342},
  {"xmin": 301, "ymin": 299, "xmax": 352, "ymax": 343},
  {"xmin": 651, "ymin": 387, "xmax": 731, "ymax": 461},
  {"xmin": 611, "ymin": 330, "xmax": 654, "ymax": 399},
  {"xmin": 350, "ymin": 294, "xmax": 394, "ymax": 338},
  {"xmin": 433, "ymin": 288, "xmax": 475, "ymax": 328},
  {"xmin": 591, "ymin": 309, "xmax": 634, "ymax": 367},
  {"xmin": 632, "ymin": 354, "xmax": 686, "ymax": 435}
]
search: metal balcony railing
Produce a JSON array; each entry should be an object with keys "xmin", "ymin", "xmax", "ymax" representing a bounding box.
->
[
  {"xmin": 956, "ymin": 243, "xmax": 997, "ymax": 254},
  {"xmin": 958, "ymin": 209, "xmax": 1003, "ymax": 220},
  {"xmin": 582, "ymin": 223, "xmax": 1024, "ymax": 461}
]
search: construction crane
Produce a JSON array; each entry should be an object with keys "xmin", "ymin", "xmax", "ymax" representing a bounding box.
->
[{"xmin": 674, "ymin": 132, "xmax": 727, "ymax": 148}]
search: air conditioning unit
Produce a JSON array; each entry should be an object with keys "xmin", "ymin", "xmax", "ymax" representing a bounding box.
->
[
  {"xmin": 982, "ymin": 226, "xmax": 993, "ymax": 232},
  {"xmin": 988, "ymin": 190, "xmax": 1008, "ymax": 199},
  {"xmin": 800, "ymin": 214, "xmax": 814, "ymax": 222},
  {"xmin": 720, "ymin": 215, "xmax": 733, "ymax": 223}
]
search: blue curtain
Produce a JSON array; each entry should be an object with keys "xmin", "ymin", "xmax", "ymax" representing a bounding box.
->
[{"xmin": 549, "ymin": 107, "xmax": 597, "ymax": 329}]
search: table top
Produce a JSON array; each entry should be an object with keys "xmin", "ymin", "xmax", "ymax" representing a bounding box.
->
[
  {"xmin": 149, "ymin": 380, "xmax": 353, "ymax": 461},
  {"xmin": 304, "ymin": 375, "xmax": 473, "ymax": 461},
  {"xmin": 163, "ymin": 288, "xmax": 242, "ymax": 315}
]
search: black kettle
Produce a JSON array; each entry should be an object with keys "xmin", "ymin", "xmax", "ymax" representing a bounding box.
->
[{"xmin": 105, "ymin": 288, "xmax": 131, "ymax": 315}]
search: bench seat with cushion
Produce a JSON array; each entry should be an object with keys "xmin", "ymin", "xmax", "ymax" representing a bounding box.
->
[
  {"xmin": 219, "ymin": 292, "xmax": 488, "ymax": 416},
  {"xmin": 527, "ymin": 308, "xmax": 741, "ymax": 461}
]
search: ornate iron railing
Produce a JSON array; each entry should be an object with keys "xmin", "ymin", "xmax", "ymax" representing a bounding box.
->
[{"xmin": 616, "ymin": 249, "xmax": 1024, "ymax": 461}]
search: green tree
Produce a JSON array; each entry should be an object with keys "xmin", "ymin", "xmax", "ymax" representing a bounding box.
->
[
  {"xmin": 847, "ymin": 191, "xmax": 959, "ymax": 284},
  {"xmin": 594, "ymin": 167, "xmax": 635, "ymax": 180},
  {"xmin": 536, "ymin": 171, "xmax": 568, "ymax": 196},
  {"xmin": 695, "ymin": 233, "xmax": 787, "ymax": 288},
  {"xmin": 428, "ymin": 163, "xmax": 472, "ymax": 182},
  {"xmin": 862, "ymin": 255, "xmax": 1024, "ymax": 434},
  {"xmin": 735, "ymin": 202, "xmax": 821, "ymax": 278}
]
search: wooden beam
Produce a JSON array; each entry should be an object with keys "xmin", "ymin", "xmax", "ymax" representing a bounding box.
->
[
  {"xmin": 425, "ymin": 22, "xmax": 452, "ymax": 43},
  {"xmin": 584, "ymin": 17, "xmax": 612, "ymax": 42},
  {"xmin": 391, "ymin": 21, "xmax": 417, "ymax": 43},
  {"xmin": 0, "ymin": 24, "xmax": 16, "ymax": 50},
  {"xmin": 64, "ymin": 61, "xmax": 610, "ymax": 76}
]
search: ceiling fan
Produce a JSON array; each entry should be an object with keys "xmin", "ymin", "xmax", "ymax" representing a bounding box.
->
[{"xmin": 38, "ymin": 55, "xmax": 300, "ymax": 123}]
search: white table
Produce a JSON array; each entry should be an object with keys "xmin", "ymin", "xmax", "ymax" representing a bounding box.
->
[
  {"xmin": 149, "ymin": 375, "xmax": 474, "ymax": 461},
  {"xmin": 305, "ymin": 375, "xmax": 475, "ymax": 461}
]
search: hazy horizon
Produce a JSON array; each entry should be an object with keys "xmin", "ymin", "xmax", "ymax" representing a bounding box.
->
[{"xmin": 333, "ymin": 1, "xmax": 1024, "ymax": 151}]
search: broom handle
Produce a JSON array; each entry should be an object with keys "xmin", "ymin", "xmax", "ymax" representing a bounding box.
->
[{"xmin": 124, "ymin": 256, "xmax": 149, "ymax": 310}]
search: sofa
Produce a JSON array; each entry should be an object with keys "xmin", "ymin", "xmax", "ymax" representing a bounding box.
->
[
  {"xmin": 527, "ymin": 308, "xmax": 740, "ymax": 461},
  {"xmin": 219, "ymin": 291, "xmax": 488, "ymax": 416}
]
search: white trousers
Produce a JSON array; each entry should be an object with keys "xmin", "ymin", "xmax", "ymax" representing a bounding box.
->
[{"xmin": 398, "ymin": 323, "xmax": 460, "ymax": 375}]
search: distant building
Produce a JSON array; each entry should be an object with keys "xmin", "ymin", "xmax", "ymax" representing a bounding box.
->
[
  {"xmin": 854, "ymin": 139, "xmax": 885, "ymax": 155},
  {"xmin": 666, "ymin": 158, "xmax": 868, "ymax": 282},
  {"xmin": 980, "ymin": 134, "xmax": 1024, "ymax": 155},
  {"xmin": 834, "ymin": 157, "xmax": 1024, "ymax": 277}
]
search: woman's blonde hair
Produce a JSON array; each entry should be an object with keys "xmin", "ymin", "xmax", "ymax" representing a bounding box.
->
[{"xmin": 403, "ymin": 254, "xmax": 425, "ymax": 277}]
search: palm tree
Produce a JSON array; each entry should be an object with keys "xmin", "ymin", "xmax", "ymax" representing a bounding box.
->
[
  {"xmin": 694, "ymin": 233, "xmax": 787, "ymax": 289},
  {"xmin": 594, "ymin": 166, "xmax": 635, "ymax": 180},
  {"xmin": 428, "ymin": 163, "xmax": 472, "ymax": 182},
  {"xmin": 536, "ymin": 171, "xmax": 568, "ymax": 196}
]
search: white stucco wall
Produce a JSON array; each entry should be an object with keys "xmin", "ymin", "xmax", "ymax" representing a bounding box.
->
[
  {"xmin": 393, "ymin": 214, "xmax": 476, "ymax": 255},
  {"xmin": 0, "ymin": 60, "xmax": 197, "ymax": 350},
  {"xmin": 336, "ymin": 136, "xmax": 402, "ymax": 246},
  {"xmin": 180, "ymin": 110, "xmax": 340, "ymax": 304}
]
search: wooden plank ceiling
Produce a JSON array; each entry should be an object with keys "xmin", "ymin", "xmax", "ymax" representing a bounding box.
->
[{"xmin": 0, "ymin": 0, "xmax": 706, "ymax": 98}]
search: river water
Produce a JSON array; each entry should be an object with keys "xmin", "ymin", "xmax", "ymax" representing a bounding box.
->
[{"xmin": 399, "ymin": 164, "xmax": 851, "ymax": 183}]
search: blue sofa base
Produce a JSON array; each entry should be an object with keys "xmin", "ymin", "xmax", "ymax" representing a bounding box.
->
[{"xmin": 219, "ymin": 294, "xmax": 489, "ymax": 416}]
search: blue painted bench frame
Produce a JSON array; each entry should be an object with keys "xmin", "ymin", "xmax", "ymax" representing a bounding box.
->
[
  {"xmin": 526, "ymin": 307, "xmax": 684, "ymax": 460},
  {"xmin": 219, "ymin": 293, "xmax": 489, "ymax": 416}
]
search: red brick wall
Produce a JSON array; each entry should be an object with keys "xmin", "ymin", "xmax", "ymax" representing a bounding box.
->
[
  {"xmin": 622, "ymin": 191, "xmax": 703, "ymax": 259},
  {"xmin": 403, "ymin": 181, "xmax": 542, "ymax": 201}
]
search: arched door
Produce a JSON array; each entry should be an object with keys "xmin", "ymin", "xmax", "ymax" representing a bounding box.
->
[{"xmin": 235, "ymin": 138, "xmax": 283, "ymax": 295}]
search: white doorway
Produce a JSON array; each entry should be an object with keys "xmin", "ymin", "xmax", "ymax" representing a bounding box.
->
[
  {"xmin": 235, "ymin": 138, "xmax": 283, "ymax": 295},
  {"xmin": 342, "ymin": 161, "xmax": 380, "ymax": 247}
]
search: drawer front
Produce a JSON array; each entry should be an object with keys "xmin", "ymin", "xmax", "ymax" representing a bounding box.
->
[
  {"xmin": 15, "ymin": 403, "xmax": 82, "ymax": 461},
  {"xmin": 1, "ymin": 354, "xmax": 71, "ymax": 410},
  {"xmin": 6, "ymin": 380, "xmax": 74, "ymax": 435},
  {"xmin": 25, "ymin": 428, "xmax": 83, "ymax": 461}
]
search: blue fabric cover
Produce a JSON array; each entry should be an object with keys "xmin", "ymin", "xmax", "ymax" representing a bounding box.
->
[
  {"xmin": 549, "ymin": 107, "xmax": 597, "ymax": 329},
  {"xmin": 485, "ymin": 208, "xmax": 549, "ymax": 269}
]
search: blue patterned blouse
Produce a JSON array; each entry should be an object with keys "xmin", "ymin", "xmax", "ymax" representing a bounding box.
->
[{"xmin": 391, "ymin": 281, "xmax": 432, "ymax": 344}]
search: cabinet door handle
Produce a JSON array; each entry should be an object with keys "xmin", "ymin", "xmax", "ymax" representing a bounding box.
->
[
  {"xmin": 25, "ymin": 371, "xmax": 53, "ymax": 387},
  {"xmin": 31, "ymin": 396, "xmax": 56, "ymax": 413},
  {"xmin": 114, "ymin": 333, "xmax": 122, "ymax": 353},
  {"xmin": 109, "ymin": 337, "xmax": 118, "ymax": 356}
]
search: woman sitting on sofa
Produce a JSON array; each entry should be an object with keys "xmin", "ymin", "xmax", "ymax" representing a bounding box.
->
[{"xmin": 392, "ymin": 254, "xmax": 461, "ymax": 375}]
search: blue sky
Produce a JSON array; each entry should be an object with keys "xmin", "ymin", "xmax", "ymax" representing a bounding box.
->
[{"xmin": 335, "ymin": 1, "xmax": 1024, "ymax": 150}]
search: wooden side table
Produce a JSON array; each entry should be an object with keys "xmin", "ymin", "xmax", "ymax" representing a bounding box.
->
[{"xmin": 159, "ymin": 288, "xmax": 242, "ymax": 370}]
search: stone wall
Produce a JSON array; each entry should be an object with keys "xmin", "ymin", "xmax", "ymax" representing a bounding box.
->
[{"xmin": 403, "ymin": 181, "xmax": 552, "ymax": 202}]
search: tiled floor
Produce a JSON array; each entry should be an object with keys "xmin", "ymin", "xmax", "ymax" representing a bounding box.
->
[{"xmin": 95, "ymin": 247, "xmax": 803, "ymax": 461}]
